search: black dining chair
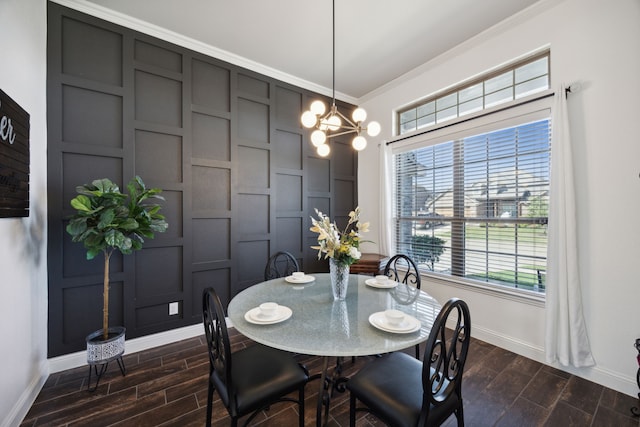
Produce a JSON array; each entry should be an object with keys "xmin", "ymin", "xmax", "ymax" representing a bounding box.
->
[
  {"xmin": 347, "ymin": 298, "xmax": 471, "ymax": 427},
  {"xmin": 202, "ymin": 287, "xmax": 309, "ymax": 427},
  {"xmin": 384, "ymin": 253, "xmax": 421, "ymax": 289},
  {"xmin": 264, "ymin": 251, "xmax": 300, "ymax": 281},
  {"xmin": 384, "ymin": 253, "xmax": 422, "ymax": 358}
]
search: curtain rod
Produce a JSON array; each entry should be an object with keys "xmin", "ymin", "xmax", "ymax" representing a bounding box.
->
[{"xmin": 386, "ymin": 86, "xmax": 573, "ymax": 146}]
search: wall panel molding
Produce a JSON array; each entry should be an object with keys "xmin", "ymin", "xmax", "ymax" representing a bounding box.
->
[{"xmin": 47, "ymin": 2, "xmax": 357, "ymax": 357}]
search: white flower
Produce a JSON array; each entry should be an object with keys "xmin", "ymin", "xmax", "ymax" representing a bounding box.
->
[
  {"xmin": 348, "ymin": 246, "xmax": 361, "ymax": 260},
  {"xmin": 310, "ymin": 207, "xmax": 369, "ymax": 265}
]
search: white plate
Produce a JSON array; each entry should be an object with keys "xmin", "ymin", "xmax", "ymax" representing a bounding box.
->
[
  {"xmin": 369, "ymin": 312, "xmax": 421, "ymax": 334},
  {"xmin": 285, "ymin": 275, "xmax": 315, "ymax": 284},
  {"xmin": 245, "ymin": 305, "xmax": 293, "ymax": 325},
  {"xmin": 365, "ymin": 278, "xmax": 398, "ymax": 289}
]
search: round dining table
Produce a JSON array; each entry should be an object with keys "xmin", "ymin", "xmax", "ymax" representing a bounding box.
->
[{"xmin": 227, "ymin": 273, "xmax": 441, "ymax": 426}]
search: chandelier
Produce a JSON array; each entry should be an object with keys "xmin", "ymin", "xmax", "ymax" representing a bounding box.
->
[{"xmin": 300, "ymin": 0, "xmax": 381, "ymax": 157}]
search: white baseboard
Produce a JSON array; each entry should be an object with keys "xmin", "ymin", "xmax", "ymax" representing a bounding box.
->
[
  {"xmin": 6, "ymin": 325, "xmax": 206, "ymax": 427},
  {"xmin": 48, "ymin": 323, "xmax": 205, "ymax": 373},
  {"xmin": 2, "ymin": 359, "xmax": 49, "ymax": 427},
  {"xmin": 471, "ymin": 324, "xmax": 639, "ymax": 398},
  {"xmin": 471, "ymin": 323, "xmax": 545, "ymax": 361}
]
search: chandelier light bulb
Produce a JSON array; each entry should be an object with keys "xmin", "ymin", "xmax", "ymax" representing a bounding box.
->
[
  {"xmin": 311, "ymin": 129, "xmax": 327, "ymax": 147},
  {"xmin": 327, "ymin": 115, "xmax": 341, "ymax": 132},
  {"xmin": 352, "ymin": 135, "xmax": 367, "ymax": 151},
  {"xmin": 317, "ymin": 143, "xmax": 330, "ymax": 157},
  {"xmin": 352, "ymin": 108, "xmax": 367, "ymax": 123},
  {"xmin": 301, "ymin": 111, "xmax": 317, "ymax": 128},
  {"xmin": 366, "ymin": 121, "xmax": 381, "ymax": 137},
  {"xmin": 310, "ymin": 100, "xmax": 326, "ymax": 116}
]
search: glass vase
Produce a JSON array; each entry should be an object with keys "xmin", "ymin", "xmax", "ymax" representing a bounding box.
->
[
  {"xmin": 330, "ymin": 300, "xmax": 350, "ymax": 338},
  {"xmin": 329, "ymin": 258, "xmax": 350, "ymax": 300}
]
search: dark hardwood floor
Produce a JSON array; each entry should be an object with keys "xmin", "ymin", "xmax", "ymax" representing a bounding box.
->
[{"xmin": 21, "ymin": 329, "xmax": 639, "ymax": 426}]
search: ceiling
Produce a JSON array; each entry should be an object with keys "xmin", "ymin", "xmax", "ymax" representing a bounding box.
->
[{"xmin": 83, "ymin": 0, "xmax": 542, "ymax": 101}]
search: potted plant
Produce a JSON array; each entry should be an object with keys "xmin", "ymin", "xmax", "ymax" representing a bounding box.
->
[{"xmin": 66, "ymin": 176, "xmax": 168, "ymax": 387}]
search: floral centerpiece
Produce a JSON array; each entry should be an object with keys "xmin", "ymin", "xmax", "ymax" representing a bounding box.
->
[{"xmin": 310, "ymin": 207, "xmax": 369, "ymax": 299}]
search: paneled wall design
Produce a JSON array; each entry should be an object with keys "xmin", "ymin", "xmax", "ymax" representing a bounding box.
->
[{"xmin": 46, "ymin": 3, "xmax": 357, "ymax": 357}]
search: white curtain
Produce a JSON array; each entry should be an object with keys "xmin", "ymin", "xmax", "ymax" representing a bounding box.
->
[
  {"xmin": 378, "ymin": 142, "xmax": 394, "ymax": 256},
  {"xmin": 545, "ymin": 84, "xmax": 595, "ymax": 368}
]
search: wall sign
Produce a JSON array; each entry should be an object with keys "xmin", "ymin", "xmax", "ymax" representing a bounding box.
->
[{"xmin": 0, "ymin": 88, "xmax": 29, "ymax": 218}]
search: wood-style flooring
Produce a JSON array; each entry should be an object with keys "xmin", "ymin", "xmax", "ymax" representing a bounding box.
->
[{"xmin": 21, "ymin": 328, "xmax": 640, "ymax": 426}]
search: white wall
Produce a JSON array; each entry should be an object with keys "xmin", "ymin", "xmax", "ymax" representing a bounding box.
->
[
  {"xmin": 358, "ymin": 0, "xmax": 640, "ymax": 396},
  {"xmin": 2, "ymin": 0, "xmax": 639, "ymax": 423},
  {"xmin": 0, "ymin": 0, "xmax": 48, "ymax": 425}
]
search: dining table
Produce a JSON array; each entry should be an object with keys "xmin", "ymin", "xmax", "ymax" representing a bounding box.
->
[{"xmin": 227, "ymin": 272, "xmax": 441, "ymax": 426}]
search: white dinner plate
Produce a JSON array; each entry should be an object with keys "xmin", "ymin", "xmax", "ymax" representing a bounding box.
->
[
  {"xmin": 285, "ymin": 275, "xmax": 315, "ymax": 284},
  {"xmin": 245, "ymin": 305, "xmax": 293, "ymax": 325},
  {"xmin": 369, "ymin": 312, "xmax": 421, "ymax": 333},
  {"xmin": 365, "ymin": 278, "xmax": 398, "ymax": 289}
]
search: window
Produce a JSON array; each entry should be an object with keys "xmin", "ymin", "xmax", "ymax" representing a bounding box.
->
[
  {"xmin": 394, "ymin": 117, "xmax": 550, "ymax": 293},
  {"xmin": 398, "ymin": 53, "xmax": 549, "ymax": 135}
]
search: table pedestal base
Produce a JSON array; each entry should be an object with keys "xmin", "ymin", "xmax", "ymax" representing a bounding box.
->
[{"xmin": 316, "ymin": 356, "xmax": 350, "ymax": 427}]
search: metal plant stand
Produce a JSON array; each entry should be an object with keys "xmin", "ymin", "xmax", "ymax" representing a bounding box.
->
[
  {"xmin": 85, "ymin": 327, "xmax": 127, "ymax": 392},
  {"xmin": 632, "ymin": 338, "xmax": 640, "ymax": 417},
  {"xmin": 87, "ymin": 355, "xmax": 126, "ymax": 392}
]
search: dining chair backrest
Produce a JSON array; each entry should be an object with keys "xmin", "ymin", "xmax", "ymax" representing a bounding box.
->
[
  {"xmin": 384, "ymin": 253, "xmax": 422, "ymax": 358},
  {"xmin": 347, "ymin": 297, "xmax": 471, "ymax": 426},
  {"xmin": 202, "ymin": 287, "xmax": 308, "ymax": 427},
  {"xmin": 384, "ymin": 254, "xmax": 421, "ymax": 289},
  {"xmin": 202, "ymin": 288, "xmax": 234, "ymax": 405},
  {"xmin": 419, "ymin": 298, "xmax": 471, "ymax": 425},
  {"xmin": 264, "ymin": 251, "xmax": 299, "ymax": 280}
]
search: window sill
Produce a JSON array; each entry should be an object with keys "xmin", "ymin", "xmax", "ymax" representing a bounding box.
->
[{"xmin": 420, "ymin": 271, "xmax": 546, "ymax": 308}]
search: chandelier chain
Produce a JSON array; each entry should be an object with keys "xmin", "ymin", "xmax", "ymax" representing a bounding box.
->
[
  {"xmin": 332, "ymin": 0, "xmax": 335, "ymax": 105},
  {"xmin": 299, "ymin": 0, "xmax": 381, "ymax": 156}
]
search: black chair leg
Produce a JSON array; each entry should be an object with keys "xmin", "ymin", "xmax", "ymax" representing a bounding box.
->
[
  {"xmin": 455, "ymin": 402, "xmax": 465, "ymax": 426},
  {"xmin": 349, "ymin": 393, "xmax": 357, "ymax": 427},
  {"xmin": 298, "ymin": 386, "xmax": 305, "ymax": 427},
  {"xmin": 206, "ymin": 383, "xmax": 214, "ymax": 427}
]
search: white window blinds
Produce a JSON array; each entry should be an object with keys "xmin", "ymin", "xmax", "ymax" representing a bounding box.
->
[{"xmin": 393, "ymin": 111, "xmax": 551, "ymax": 293}]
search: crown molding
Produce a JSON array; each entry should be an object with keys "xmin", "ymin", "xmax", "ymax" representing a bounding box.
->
[{"xmin": 49, "ymin": 0, "xmax": 358, "ymax": 105}]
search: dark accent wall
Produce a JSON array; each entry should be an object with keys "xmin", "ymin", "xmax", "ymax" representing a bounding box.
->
[{"xmin": 46, "ymin": 3, "xmax": 358, "ymax": 357}]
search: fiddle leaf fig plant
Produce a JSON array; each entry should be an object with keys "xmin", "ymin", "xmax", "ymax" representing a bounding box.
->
[{"xmin": 66, "ymin": 176, "xmax": 168, "ymax": 340}]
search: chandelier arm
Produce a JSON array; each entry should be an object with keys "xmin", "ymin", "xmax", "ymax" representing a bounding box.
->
[
  {"xmin": 325, "ymin": 128, "xmax": 362, "ymax": 139},
  {"xmin": 332, "ymin": 107, "xmax": 358, "ymax": 128},
  {"xmin": 316, "ymin": 109, "xmax": 358, "ymax": 130}
]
